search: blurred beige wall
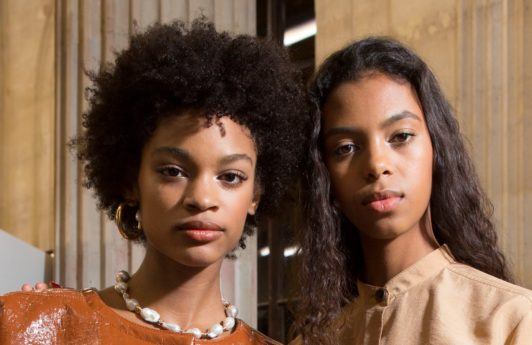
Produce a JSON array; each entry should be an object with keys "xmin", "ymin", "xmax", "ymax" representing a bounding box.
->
[
  {"xmin": 0, "ymin": 0, "xmax": 56, "ymax": 252},
  {"xmin": 316, "ymin": 0, "xmax": 532, "ymax": 288}
]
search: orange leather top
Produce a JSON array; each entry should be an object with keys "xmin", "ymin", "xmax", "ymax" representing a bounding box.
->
[{"xmin": 0, "ymin": 289, "xmax": 281, "ymax": 345}]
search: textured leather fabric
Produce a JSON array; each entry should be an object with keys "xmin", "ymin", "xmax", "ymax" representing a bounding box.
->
[{"xmin": 0, "ymin": 289, "xmax": 281, "ymax": 345}]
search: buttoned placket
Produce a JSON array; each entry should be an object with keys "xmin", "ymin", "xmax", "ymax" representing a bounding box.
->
[
  {"xmin": 353, "ymin": 246, "xmax": 455, "ymax": 345},
  {"xmin": 361, "ymin": 287, "xmax": 392, "ymax": 345}
]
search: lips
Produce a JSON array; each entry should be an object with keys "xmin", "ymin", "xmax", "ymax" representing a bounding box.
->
[
  {"xmin": 176, "ymin": 220, "xmax": 222, "ymax": 231},
  {"xmin": 175, "ymin": 220, "xmax": 223, "ymax": 242},
  {"xmin": 361, "ymin": 190, "xmax": 404, "ymax": 213}
]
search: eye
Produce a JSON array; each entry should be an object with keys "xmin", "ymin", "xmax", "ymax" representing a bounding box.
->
[
  {"xmin": 333, "ymin": 143, "xmax": 358, "ymax": 156},
  {"xmin": 158, "ymin": 166, "xmax": 186, "ymax": 178},
  {"xmin": 390, "ymin": 132, "xmax": 415, "ymax": 144},
  {"xmin": 218, "ymin": 171, "xmax": 248, "ymax": 185}
]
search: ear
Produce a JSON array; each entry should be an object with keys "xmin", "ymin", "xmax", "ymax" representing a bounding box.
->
[{"xmin": 248, "ymin": 186, "xmax": 261, "ymax": 216}]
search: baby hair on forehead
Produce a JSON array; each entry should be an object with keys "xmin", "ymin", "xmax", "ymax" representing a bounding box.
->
[{"xmin": 206, "ymin": 115, "xmax": 226, "ymax": 136}]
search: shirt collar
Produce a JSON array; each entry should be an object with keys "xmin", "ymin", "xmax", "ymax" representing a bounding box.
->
[{"xmin": 356, "ymin": 245, "xmax": 455, "ymax": 305}]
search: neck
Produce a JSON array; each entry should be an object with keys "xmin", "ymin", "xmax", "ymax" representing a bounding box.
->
[
  {"xmin": 360, "ymin": 223, "xmax": 437, "ymax": 287},
  {"xmin": 126, "ymin": 245, "xmax": 226, "ymax": 330}
]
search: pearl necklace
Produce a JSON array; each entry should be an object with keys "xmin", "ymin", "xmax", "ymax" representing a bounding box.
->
[{"xmin": 114, "ymin": 270, "xmax": 238, "ymax": 339}]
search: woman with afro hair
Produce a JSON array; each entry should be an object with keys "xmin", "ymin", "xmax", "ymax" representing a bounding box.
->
[
  {"xmin": 292, "ymin": 37, "xmax": 531, "ymax": 345},
  {"xmin": 0, "ymin": 19, "xmax": 307, "ymax": 344}
]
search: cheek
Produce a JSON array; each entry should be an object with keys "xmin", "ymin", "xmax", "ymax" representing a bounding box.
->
[
  {"xmin": 325, "ymin": 158, "xmax": 359, "ymax": 203},
  {"xmin": 401, "ymin": 139, "xmax": 433, "ymax": 203},
  {"xmin": 151, "ymin": 183, "xmax": 184, "ymax": 207},
  {"xmin": 145, "ymin": 186, "xmax": 181, "ymax": 229},
  {"xmin": 223, "ymin": 185, "xmax": 255, "ymax": 224},
  {"xmin": 137, "ymin": 170, "xmax": 185, "ymax": 230}
]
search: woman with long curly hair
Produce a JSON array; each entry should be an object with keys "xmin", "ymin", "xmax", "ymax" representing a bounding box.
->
[
  {"xmin": 0, "ymin": 19, "xmax": 307, "ymax": 344},
  {"xmin": 292, "ymin": 37, "xmax": 531, "ymax": 345}
]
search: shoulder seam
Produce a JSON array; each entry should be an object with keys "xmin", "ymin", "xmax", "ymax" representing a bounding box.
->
[{"xmin": 447, "ymin": 265, "xmax": 532, "ymax": 304}]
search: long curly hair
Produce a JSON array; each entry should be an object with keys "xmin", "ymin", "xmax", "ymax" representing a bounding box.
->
[
  {"xmin": 293, "ymin": 37, "xmax": 512, "ymax": 345},
  {"xmin": 75, "ymin": 19, "xmax": 307, "ymax": 247}
]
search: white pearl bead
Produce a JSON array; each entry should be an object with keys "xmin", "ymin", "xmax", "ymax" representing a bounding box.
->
[
  {"xmin": 207, "ymin": 323, "xmax": 224, "ymax": 338},
  {"xmin": 226, "ymin": 305, "xmax": 238, "ymax": 318},
  {"xmin": 162, "ymin": 322, "xmax": 181, "ymax": 333},
  {"xmin": 140, "ymin": 307, "xmax": 160, "ymax": 323},
  {"xmin": 185, "ymin": 328, "xmax": 202, "ymax": 339},
  {"xmin": 114, "ymin": 282, "xmax": 128, "ymax": 294},
  {"xmin": 116, "ymin": 270, "xmax": 130, "ymax": 282},
  {"xmin": 222, "ymin": 316, "xmax": 235, "ymax": 330},
  {"xmin": 125, "ymin": 298, "xmax": 139, "ymax": 311}
]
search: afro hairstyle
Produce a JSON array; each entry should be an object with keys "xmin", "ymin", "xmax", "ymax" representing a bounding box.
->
[{"xmin": 75, "ymin": 18, "xmax": 308, "ymax": 248}]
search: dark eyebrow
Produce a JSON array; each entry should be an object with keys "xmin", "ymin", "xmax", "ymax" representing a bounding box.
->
[
  {"xmin": 219, "ymin": 153, "xmax": 253, "ymax": 166},
  {"xmin": 154, "ymin": 147, "xmax": 192, "ymax": 163},
  {"xmin": 323, "ymin": 126, "xmax": 362, "ymax": 140},
  {"xmin": 381, "ymin": 111, "xmax": 421, "ymax": 128},
  {"xmin": 323, "ymin": 111, "xmax": 421, "ymax": 140},
  {"xmin": 153, "ymin": 147, "xmax": 252, "ymax": 166}
]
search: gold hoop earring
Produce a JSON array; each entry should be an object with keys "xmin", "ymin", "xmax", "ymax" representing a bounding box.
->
[{"xmin": 115, "ymin": 204, "xmax": 143, "ymax": 240}]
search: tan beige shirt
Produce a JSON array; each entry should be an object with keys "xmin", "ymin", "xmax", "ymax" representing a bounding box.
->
[{"xmin": 293, "ymin": 246, "xmax": 532, "ymax": 345}]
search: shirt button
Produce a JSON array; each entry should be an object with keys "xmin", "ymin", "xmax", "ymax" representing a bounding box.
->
[{"xmin": 375, "ymin": 288, "xmax": 388, "ymax": 303}]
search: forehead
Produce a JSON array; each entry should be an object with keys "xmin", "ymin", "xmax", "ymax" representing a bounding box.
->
[
  {"xmin": 147, "ymin": 112, "xmax": 257, "ymax": 159},
  {"xmin": 323, "ymin": 73, "xmax": 424, "ymax": 128}
]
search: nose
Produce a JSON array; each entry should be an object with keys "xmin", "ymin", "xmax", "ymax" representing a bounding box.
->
[
  {"xmin": 363, "ymin": 141, "xmax": 392, "ymax": 182},
  {"xmin": 182, "ymin": 175, "xmax": 218, "ymax": 212}
]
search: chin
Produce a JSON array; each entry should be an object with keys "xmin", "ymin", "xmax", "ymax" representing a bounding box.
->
[
  {"xmin": 361, "ymin": 229, "xmax": 403, "ymax": 240},
  {"xmin": 357, "ymin": 220, "xmax": 411, "ymax": 241},
  {"xmin": 173, "ymin": 247, "xmax": 227, "ymax": 268}
]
